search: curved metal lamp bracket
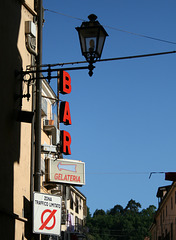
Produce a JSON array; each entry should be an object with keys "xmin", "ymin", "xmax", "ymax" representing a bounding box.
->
[{"xmin": 16, "ymin": 64, "xmax": 95, "ymax": 102}]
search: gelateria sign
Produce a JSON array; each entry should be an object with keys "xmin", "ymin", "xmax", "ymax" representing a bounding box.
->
[{"xmin": 46, "ymin": 159, "xmax": 85, "ymax": 186}]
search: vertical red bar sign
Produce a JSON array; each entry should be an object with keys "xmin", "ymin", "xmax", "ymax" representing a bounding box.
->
[{"xmin": 58, "ymin": 71, "xmax": 72, "ymax": 155}]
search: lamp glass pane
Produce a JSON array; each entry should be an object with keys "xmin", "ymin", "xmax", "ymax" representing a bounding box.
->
[
  {"xmin": 97, "ymin": 29, "xmax": 106, "ymax": 57},
  {"xmin": 85, "ymin": 37, "xmax": 97, "ymax": 53},
  {"xmin": 79, "ymin": 27, "xmax": 99, "ymax": 53},
  {"xmin": 79, "ymin": 34, "xmax": 86, "ymax": 53}
]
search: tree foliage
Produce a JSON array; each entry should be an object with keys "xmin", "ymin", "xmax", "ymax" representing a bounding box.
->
[{"xmin": 86, "ymin": 199, "xmax": 156, "ymax": 240}]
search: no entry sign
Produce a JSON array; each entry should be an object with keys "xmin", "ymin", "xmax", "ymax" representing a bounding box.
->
[{"xmin": 33, "ymin": 192, "xmax": 62, "ymax": 236}]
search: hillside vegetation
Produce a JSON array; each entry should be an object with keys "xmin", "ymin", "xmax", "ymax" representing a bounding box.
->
[{"xmin": 86, "ymin": 199, "xmax": 156, "ymax": 240}]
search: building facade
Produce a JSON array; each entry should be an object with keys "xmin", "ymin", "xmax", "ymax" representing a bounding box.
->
[
  {"xmin": 0, "ymin": 1, "xmax": 87, "ymax": 239},
  {"xmin": 41, "ymin": 80, "xmax": 87, "ymax": 240},
  {"xmin": 150, "ymin": 182, "xmax": 176, "ymax": 240},
  {"xmin": 0, "ymin": 0, "xmax": 37, "ymax": 239}
]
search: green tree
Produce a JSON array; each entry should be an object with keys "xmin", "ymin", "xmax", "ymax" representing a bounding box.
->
[
  {"xmin": 93, "ymin": 209, "xmax": 106, "ymax": 217},
  {"xmin": 86, "ymin": 200, "xmax": 156, "ymax": 240},
  {"xmin": 108, "ymin": 204, "xmax": 124, "ymax": 216},
  {"xmin": 124, "ymin": 199, "xmax": 141, "ymax": 212}
]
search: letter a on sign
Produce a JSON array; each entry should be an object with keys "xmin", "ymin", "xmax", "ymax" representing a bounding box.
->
[
  {"xmin": 59, "ymin": 71, "xmax": 71, "ymax": 94},
  {"xmin": 60, "ymin": 130, "xmax": 71, "ymax": 155},
  {"xmin": 60, "ymin": 101, "xmax": 72, "ymax": 125}
]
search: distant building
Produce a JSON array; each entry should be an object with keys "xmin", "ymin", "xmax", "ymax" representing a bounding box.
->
[
  {"xmin": 53, "ymin": 185, "xmax": 87, "ymax": 240},
  {"xmin": 150, "ymin": 182, "xmax": 176, "ymax": 240}
]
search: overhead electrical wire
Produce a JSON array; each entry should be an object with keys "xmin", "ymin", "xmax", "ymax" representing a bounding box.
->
[
  {"xmin": 86, "ymin": 171, "xmax": 167, "ymax": 179},
  {"xmin": 44, "ymin": 8, "xmax": 176, "ymax": 45},
  {"xmin": 87, "ymin": 172, "xmax": 150, "ymax": 175},
  {"xmin": 44, "ymin": 8, "xmax": 85, "ymax": 21},
  {"xmin": 104, "ymin": 25, "xmax": 176, "ymax": 45},
  {"xmin": 37, "ymin": 9, "xmax": 176, "ymax": 69}
]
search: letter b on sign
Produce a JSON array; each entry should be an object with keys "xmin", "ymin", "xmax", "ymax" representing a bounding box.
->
[{"xmin": 59, "ymin": 71, "xmax": 71, "ymax": 94}]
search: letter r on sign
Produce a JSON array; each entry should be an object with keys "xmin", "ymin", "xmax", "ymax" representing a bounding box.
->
[{"xmin": 60, "ymin": 130, "xmax": 71, "ymax": 155}]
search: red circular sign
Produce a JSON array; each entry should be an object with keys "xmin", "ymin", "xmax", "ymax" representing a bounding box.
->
[{"xmin": 40, "ymin": 209, "xmax": 56, "ymax": 230}]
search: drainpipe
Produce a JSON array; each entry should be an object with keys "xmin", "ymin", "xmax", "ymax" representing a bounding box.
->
[
  {"xmin": 33, "ymin": 1, "xmax": 43, "ymax": 239},
  {"xmin": 34, "ymin": 0, "xmax": 43, "ymax": 193},
  {"xmin": 25, "ymin": 25, "xmax": 37, "ymax": 201},
  {"xmin": 30, "ymin": 55, "xmax": 35, "ymax": 201}
]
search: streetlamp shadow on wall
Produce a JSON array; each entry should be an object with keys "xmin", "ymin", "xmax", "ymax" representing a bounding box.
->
[{"xmin": 76, "ymin": 14, "xmax": 108, "ymax": 76}]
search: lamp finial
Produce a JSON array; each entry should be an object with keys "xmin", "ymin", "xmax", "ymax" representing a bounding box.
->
[{"xmin": 88, "ymin": 14, "xmax": 97, "ymax": 22}]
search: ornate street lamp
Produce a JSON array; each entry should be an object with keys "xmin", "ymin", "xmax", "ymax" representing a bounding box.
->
[
  {"xmin": 17, "ymin": 14, "xmax": 109, "ymax": 105},
  {"xmin": 76, "ymin": 14, "xmax": 108, "ymax": 76}
]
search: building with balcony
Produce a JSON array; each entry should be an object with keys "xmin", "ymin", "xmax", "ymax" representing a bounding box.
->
[
  {"xmin": 150, "ymin": 182, "xmax": 176, "ymax": 240},
  {"xmin": 41, "ymin": 79, "xmax": 87, "ymax": 240}
]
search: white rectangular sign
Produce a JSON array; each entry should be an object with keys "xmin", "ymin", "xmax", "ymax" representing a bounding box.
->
[
  {"xmin": 46, "ymin": 159, "xmax": 85, "ymax": 186},
  {"xmin": 33, "ymin": 192, "xmax": 62, "ymax": 236}
]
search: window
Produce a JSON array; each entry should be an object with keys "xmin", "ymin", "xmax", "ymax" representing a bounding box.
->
[
  {"xmin": 160, "ymin": 214, "xmax": 162, "ymax": 226},
  {"xmin": 171, "ymin": 223, "xmax": 173, "ymax": 240},
  {"xmin": 171, "ymin": 197, "xmax": 173, "ymax": 210},
  {"xmin": 80, "ymin": 198, "xmax": 82, "ymax": 210},
  {"xmin": 75, "ymin": 216, "xmax": 78, "ymax": 231},
  {"xmin": 70, "ymin": 194, "xmax": 73, "ymax": 210},
  {"xmin": 75, "ymin": 197, "xmax": 79, "ymax": 214}
]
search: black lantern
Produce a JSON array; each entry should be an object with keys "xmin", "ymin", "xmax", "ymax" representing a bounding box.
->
[{"xmin": 76, "ymin": 14, "xmax": 108, "ymax": 76}]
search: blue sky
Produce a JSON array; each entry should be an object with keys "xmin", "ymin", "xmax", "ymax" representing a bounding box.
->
[{"xmin": 42, "ymin": 0, "xmax": 176, "ymax": 214}]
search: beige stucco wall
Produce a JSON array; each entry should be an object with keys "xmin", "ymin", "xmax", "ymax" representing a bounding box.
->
[
  {"xmin": 0, "ymin": 0, "xmax": 37, "ymax": 238},
  {"xmin": 26, "ymin": 0, "xmax": 34, "ymax": 9},
  {"xmin": 14, "ymin": 2, "xmax": 36, "ymax": 239}
]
